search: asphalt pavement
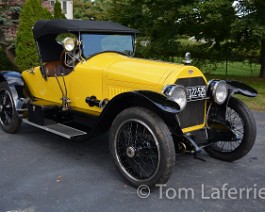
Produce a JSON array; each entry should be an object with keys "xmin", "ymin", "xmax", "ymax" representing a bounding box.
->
[{"xmin": 0, "ymin": 111, "xmax": 265, "ymax": 212}]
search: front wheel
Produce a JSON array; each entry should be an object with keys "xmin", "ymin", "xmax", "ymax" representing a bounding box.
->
[
  {"xmin": 109, "ymin": 107, "xmax": 176, "ymax": 188},
  {"xmin": 204, "ymin": 97, "xmax": 256, "ymax": 161},
  {"xmin": 0, "ymin": 82, "xmax": 21, "ymax": 133}
]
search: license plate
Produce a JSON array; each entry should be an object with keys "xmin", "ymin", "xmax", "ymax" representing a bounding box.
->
[{"xmin": 186, "ymin": 86, "xmax": 206, "ymax": 100}]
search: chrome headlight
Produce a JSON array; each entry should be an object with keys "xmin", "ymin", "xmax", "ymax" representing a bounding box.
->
[
  {"xmin": 62, "ymin": 37, "xmax": 77, "ymax": 52},
  {"xmin": 210, "ymin": 80, "xmax": 228, "ymax": 104},
  {"xmin": 163, "ymin": 85, "xmax": 187, "ymax": 111}
]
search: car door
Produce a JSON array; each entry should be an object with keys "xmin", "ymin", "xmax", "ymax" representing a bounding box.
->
[{"xmin": 67, "ymin": 61, "xmax": 104, "ymax": 114}]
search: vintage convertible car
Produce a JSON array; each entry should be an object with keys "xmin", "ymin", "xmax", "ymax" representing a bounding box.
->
[{"xmin": 0, "ymin": 19, "xmax": 257, "ymax": 188}]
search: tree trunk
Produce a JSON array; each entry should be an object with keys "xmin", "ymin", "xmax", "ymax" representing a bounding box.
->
[
  {"xmin": 259, "ymin": 38, "xmax": 265, "ymax": 78},
  {"xmin": 0, "ymin": 28, "xmax": 18, "ymax": 70}
]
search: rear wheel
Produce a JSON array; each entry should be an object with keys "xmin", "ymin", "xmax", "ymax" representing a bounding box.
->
[
  {"xmin": 204, "ymin": 97, "xmax": 256, "ymax": 161},
  {"xmin": 0, "ymin": 82, "xmax": 21, "ymax": 133},
  {"xmin": 109, "ymin": 107, "xmax": 175, "ymax": 188}
]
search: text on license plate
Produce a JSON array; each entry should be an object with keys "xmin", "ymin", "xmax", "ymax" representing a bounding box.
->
[{"xmin": 186, "ymin": 86, "xmax": 206, "ymax": 100}]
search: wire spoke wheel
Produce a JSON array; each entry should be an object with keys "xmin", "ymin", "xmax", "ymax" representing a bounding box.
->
[
  {"xmin": 0, "ymin": 82, "xmax": 21, "ymax": 134},
  {"xmin": 115, "ymin": 119, "xmax": 160, "ymax": 180},
  {"xmin": 0, "ymin": 89, "xmax": 15, "ymax": 127},
  {"xmin": 109, "ymin": 107, "xmax": 175, "ymax": 188},
  {"xmin": 204, "ymin": 97, "xmax": 256, "ymax": 162},
  {"xmin": 210, "ymin": 107, "xmax": 244, "ymax": 152}
]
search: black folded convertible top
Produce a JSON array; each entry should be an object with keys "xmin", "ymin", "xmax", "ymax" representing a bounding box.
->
[{"xmin": 33, "ymin": 19, "xmax": 139, "ymax": 40}]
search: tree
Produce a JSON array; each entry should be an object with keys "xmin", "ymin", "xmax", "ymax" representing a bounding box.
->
[
  {"xmin": 179, "ymin": 0, "xmax": 235, "ymax": 45},
  {"xmin": 54, "ymin": 0, "xmax": 66, "ymax": 19},
  {"xmin": 177, "ymin": 0, "xmax": 238, "ymax": 67},
  {"xmin": 177, "ymin": 0, "xmax": 265, "ymax": 77},
  {"xmin": 104, "ymin": 0, "xmax": 265, "ymax": 77},
  {"xmin": 73, "ymin": 0, "xmax": 105, "ymax": 20},
  {"xmin": 228, "ymin": 0, "xmax": 265, "ymax": 77},
  {"xmin": 0, "ymin": 28, "xmax": 17, "ymax": 69},
  {"xmin": 0, "ymin": 0, "xmax": 23, "ymax": 69},
  {"xmin": 15, "ymin": 0, "xmax": 52, "ymax": 71},
  {"xmin": 103, "ymin": 0, "xmax": 238, "ymax": 60},
  {"xmin": 103, "ymin": 0, "xmax": 192, "ymax": 60},
  {"xmin": 0, "ymin": 47, "xmax": 16, "ymax": 70}
]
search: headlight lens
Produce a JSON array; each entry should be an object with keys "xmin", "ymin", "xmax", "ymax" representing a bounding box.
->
[
  {"xmin": 212, "ymin": 80, "xmax": 228, "ymax": 104},
  {"xmin": 163, "ymin": 85, "xmax": 187, "ymax": 111},
  {"xmin": 63, "ymin": 37, "xmax": 76, "ymax": 52}
]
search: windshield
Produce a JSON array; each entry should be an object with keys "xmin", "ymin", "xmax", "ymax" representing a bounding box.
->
[{"xmin": 81, "ymin": 34, "xmax": 135, "ymax": 58}]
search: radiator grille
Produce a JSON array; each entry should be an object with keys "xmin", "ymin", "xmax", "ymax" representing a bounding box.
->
[{"xmin": 176, "ymin": 77, "xmax": 206, "ymax": 129}]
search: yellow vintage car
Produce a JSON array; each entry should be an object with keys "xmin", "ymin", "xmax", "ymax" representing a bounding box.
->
[{"xmin": 0, "ymin": 19, "xmax": 258, "ymax": 188}]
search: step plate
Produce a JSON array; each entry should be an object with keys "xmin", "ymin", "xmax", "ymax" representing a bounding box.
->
[{"xmin": 23, "ymin": 119, "xmax": 87, "ymax": 139}]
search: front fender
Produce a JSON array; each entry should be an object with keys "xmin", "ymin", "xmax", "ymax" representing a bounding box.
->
[
  {"xmin": 0, "ymin": 71, "xmax": 28, "ymax": 114},
  {"xmin": 94, "ymin": 90, "xmax": 182, "ymax": 134},
  {"xmin": 226, "ymin": 80, "xmax": 257, "ymax": 97},
  {"xmin": 206, "ymin": 79, "xmax": 256, "ymax": 135},
  {"xmin": 207, "ymin": 79, "xmax": 257, "ymax": 124},
  {"xmin": 133, "ymin": 90, "xmax": 180, "ymax": 113}
]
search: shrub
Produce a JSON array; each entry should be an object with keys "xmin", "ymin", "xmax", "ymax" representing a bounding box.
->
[
  {"xmin": 0, "ymin": 48, "xmax": 16, "ymax": 70},
  {"xmin": 54, "ymin": 0, "xmax": 66, "ymax": 19},
  {"xmin": 15, "ymin": 0, "xmax": 52, "ymax": 71}
]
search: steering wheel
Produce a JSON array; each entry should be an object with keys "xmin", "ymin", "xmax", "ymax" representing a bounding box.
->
[{"xmin": 60, "ymin": 50, "xmax": 81, "ymax": 68}]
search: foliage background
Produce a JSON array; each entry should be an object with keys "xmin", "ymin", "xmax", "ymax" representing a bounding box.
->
[
  {"xmin": 1, "ymin": 0, "xmax": 265, "ymax": 76},
  {"xmin": 93, "ymin": 0, "xmax": 265, "ymax": 77},
  {"xmin": 0, "ymin": 0, "xmax": 66, "ymax": 71},
  {"xmin": 15, "ymin": 0, "xmax": 53, "ymax": 71}
]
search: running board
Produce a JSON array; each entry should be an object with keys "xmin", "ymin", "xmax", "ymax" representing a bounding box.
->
[{"xmin": 23, "ymin": 119, "xmax": 87, "ymax": 139}]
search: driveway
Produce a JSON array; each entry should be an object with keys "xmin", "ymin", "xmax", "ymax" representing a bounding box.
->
[{"xmin": 0, "ymin": 111, "xmax": 265, "ymax": 212}]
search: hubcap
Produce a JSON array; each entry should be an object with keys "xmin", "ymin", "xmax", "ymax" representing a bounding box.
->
[{"xmin": 126, "ymin": 146, "xmax": 136, "ymax": 158}]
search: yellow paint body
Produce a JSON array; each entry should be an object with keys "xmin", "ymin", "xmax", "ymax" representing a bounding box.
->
[{"xmin": 22, "ymin": 52, "xmax": 208, "ymax": 133}]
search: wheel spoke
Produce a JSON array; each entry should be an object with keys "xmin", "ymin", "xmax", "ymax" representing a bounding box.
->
[
  {"xmin": 211, "ymin": 106, "xmax": 244, "ymax": 152},
  {"xmin": 3, "ymin": 111, "xmax": 12, "ymax": 125},
  {"xmin": 4, "ymin": 103, "xmax": 12, "ymax": 109},
  {"xmin": 134, "ymin": 122, "xmax": 139, "ymax": 147},
  {"xmin": 0, "ymin": 89, "xmax": 15, "ymax": 127},
  {"xmin": 132, "ymin": 157, "xmax": 149, "ymax": 178},
  {"xmin": 115, "ymin": 120, "xmax": 159, "ymax": 180}
]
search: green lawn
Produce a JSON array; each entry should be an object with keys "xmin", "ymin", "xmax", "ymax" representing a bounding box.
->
[
  {"xmin": 201, "ymin": 61, "xmax": 260, "ymax": 77},
  {"xmin": 202, "ymin": 62, "xmax": 265, "ymax": 111}
]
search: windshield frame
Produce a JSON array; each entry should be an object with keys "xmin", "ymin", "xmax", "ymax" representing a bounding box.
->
[{"xmin": 80, "ymin": 33, "xmax": 137, "ymax": 59}]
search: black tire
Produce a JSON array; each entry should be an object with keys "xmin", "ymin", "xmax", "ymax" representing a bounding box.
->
[
  {"xmin": 204, "ymin": 97, "xmax": 256, "ymax": 162},
  {"xmin": 109, "ymin": 107, "xmax": 176, "ymax": 188},
  {"xmin": 0, "ymin": 82, "xmax": 21, "ymax": 133}
]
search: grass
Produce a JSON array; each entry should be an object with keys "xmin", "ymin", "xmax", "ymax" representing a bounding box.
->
[
  {"xmin": 202, "ymin": 62, "xmax": 265, "ymax": 111},
  {"xmin": 201, "ymin": 61, "xmax": 260, "ymax": 77}
]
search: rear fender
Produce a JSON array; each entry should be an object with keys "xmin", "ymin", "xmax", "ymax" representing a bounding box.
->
[{"xmin": 0, "ymin": 71, "xmax": 28, "ymax": 114}]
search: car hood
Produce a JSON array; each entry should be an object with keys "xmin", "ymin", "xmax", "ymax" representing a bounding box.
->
[
  {"xmin": 105, "ymin": 54, "xmax": 176, "ymax": 89},
  {"xmin": 83, "ymin": 52, "xmax": 205, "ymax": 96}
]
